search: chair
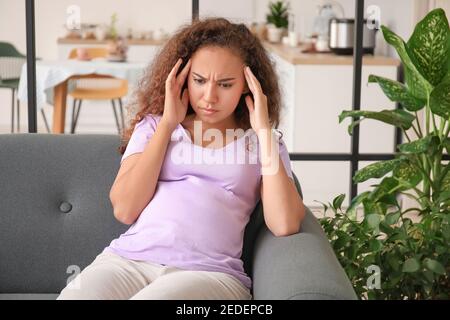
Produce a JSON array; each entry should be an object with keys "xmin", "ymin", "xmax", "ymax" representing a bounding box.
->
[
  {"xmin": 0, "ymin": 42, "xmax": 26, "ymax": 133},
  {"xmin": 0, "ymin": 133, "xmax": 357, "ymax": 300},
  {"xmin": 41, "ymin": 47, "xmax": 127, "ymax": 134}
]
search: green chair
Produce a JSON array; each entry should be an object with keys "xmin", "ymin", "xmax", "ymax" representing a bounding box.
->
[{"xmin": 0, "ymin": 42, "xmax": 26, "ymax": 133}]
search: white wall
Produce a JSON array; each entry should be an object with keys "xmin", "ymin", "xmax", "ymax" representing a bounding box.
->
[
  {"xmin": 0, "ymin": 0, "xmax": 418, "ymax": 64},
  {"xmin": 0, "ymin": 0, "xmax": 191, "ymax": 60},
  {"xmin": 0, "ymin": 0, "xmax": 419, "ymax": 132}
]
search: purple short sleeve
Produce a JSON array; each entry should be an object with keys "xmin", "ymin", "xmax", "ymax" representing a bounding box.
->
[{"xmin": 121, "ymin": 114, "xmax": 159, "ymax": 164}]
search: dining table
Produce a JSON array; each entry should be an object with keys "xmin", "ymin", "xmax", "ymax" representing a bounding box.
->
[{"xmin": 18, "ymin": 59, "xmax": 147, "ymax": 133}]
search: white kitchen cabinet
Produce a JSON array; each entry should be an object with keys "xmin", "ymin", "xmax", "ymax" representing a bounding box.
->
[{"xmin": 270, "ymin": 50, "xmax": 399, "ymax": 208}]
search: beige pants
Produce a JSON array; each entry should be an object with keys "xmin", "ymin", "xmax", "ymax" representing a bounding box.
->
[{"xmin": 57, "ymin": 251, "xmax": 252, "ymax": 300}]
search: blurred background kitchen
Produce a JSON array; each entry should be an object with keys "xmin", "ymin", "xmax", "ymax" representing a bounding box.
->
[{"xmin": 0, "ymin": 0, "xmax": 448, "ymax": 212}]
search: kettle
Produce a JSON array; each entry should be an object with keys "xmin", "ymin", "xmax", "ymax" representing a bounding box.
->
[
  {"xmin": 329, "ymin": 18, "xmax": 378, "ymax": 55},
  {"xmin": 312, "ymin": 0, "xmax": 345, "ymax": 52}
]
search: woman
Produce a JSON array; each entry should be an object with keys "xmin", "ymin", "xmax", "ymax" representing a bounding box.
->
[{"xmin": 57, "ymin": 17, "xmax": 305, "ymax": 300}]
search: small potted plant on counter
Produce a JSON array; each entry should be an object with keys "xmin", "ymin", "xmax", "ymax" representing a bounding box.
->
[
  {"xmin": 266, "ymin": 1, "xmax": 290, "ymax": 43},
  {"xmin": 106, "ymin": 13, "xmax": 128, "ymax": 62}
]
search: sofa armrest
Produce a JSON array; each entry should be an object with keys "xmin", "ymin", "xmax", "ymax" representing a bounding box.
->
[{"xmin": 251, "ymin": 207, "xmax": 357, "ymax": 300}]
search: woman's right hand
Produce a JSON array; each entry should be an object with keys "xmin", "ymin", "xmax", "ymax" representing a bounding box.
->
[{"xmin": 161, "ymin": 58, "xmax": 192, "ymax": 131}]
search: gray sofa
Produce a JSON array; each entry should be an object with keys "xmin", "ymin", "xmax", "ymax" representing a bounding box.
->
[{"xmin": 0, "ymin": 133, "xmax": 357, "ymax": 300}]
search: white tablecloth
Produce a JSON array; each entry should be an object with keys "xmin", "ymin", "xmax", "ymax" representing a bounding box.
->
[{"xmin": 18, "ymin": 59, "xmax": 147, "ymax": 108}]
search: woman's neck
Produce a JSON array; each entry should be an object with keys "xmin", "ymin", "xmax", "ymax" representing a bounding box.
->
[{"xmin": 188, "ymin": 113, "xmax": 239, "ymax": 135}]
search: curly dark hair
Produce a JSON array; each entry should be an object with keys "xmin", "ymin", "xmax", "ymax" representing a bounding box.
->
[{"xmin": 118, "ymin": 17, "xmax": 282, "ymax": 154}]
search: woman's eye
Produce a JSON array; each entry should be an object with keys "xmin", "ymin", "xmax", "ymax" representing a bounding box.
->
[
  {"xmin": 193, "ymin": 78, "xmax": 232, "ymax": 88},
  {"xmin": 193, "ymin": 78, "xmax": 205, "ymax": 84}
]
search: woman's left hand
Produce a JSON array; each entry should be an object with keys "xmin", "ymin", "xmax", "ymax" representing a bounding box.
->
[{"xmin": 243, "ymin": 66, "xmax": 271, "ymax": 134}]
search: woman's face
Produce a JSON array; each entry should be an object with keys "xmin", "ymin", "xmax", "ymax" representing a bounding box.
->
[{"xmin": 187, "ymin": 46, "xmax": 247, "ymax": 127}]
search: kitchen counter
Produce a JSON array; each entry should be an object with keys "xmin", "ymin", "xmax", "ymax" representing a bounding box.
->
[
  {"xmin": 262, "ymin": 41, "xmax": 400, "ymax": 66},
  {"xmin": 57, "ymin": 38, "xmax": 399, "ymax": 66},
  {"xmin": 57, "ymin": 37, "xmax": 167, "ymax": 46}
]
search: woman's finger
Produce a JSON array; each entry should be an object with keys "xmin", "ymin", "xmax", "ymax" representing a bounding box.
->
[
  {"xmin": 167, "ymin": 58, "xmax": 183, "ymax": 84},
  {"xmin": 244, "ymin": 66, "xmax": 256, "ymax": 94},
  {"xmin": 245, "ymin": 66, "xmax": 262, "ymax": 92},
  {"xmin": 181, "ymin": 88, "xmax": 189, "ymax": 107},
  {"xmin": 245, "ymin": 95, "xmax": 255, "ymax": 113},
  {"xmin": 177, "ymin": 58, "xmax": 192, "ymax": 86}
]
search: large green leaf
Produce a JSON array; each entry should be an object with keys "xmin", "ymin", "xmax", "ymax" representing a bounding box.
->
[
  {"xmin": 429, "ymin": 75, "xmax": 450, "ymax": 118},
  {"xmin": 353, "ymin": 159, "xmax": 404, "ymax": 183},
  {"xmin": 398, "ymin": 135, "xmax": 440, "ymax": 156},
  {"xmin": 339, "ymin": 109, "xmax": 415, "ymax": 134},
  {"xmin": 407, "ymin": 8, "xmax": 450, "ymax": 86},
  {"xmin": 381, "ymin": 26, "xmax": 433, "ymax": 100},
  {"xmin": 368, "ymin": 75, "xmax": 425, "ymax": 111},
  {"xmin": 393, "ymin": 159, "xmax": 423, "ymax": 188}
]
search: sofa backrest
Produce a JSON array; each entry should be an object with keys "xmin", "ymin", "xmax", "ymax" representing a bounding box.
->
[
  {"xmin": 0, "ymin": 134, "xmax": 127, "ymax": 293},
  {"xmin": 0, "ymin": 134, "xmax": 303, "ymax": 294}
]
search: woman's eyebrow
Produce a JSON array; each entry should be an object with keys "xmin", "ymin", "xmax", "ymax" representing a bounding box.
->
[{"xmin": 192, "ymin": 72, "xmax": 235, "ymax": 82}]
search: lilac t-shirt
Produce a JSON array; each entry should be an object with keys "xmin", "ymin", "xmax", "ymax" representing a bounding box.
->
[{"xmin": 104, "ymin": 114, "xmax": 294, "ymax": 289}]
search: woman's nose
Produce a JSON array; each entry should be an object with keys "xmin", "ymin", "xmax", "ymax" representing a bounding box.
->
[{"xmin": 204, "ymin": 82, "xmax": 218, "ymax": 103}]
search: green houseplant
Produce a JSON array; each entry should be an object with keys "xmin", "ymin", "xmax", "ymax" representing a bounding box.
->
[
  {"xmin": 319, "ymin": 8, "xmax": 449, "ymax": 299},
  {"xmin": 266, "ymin": 1, "xmax": 290, "ymax": 43}
]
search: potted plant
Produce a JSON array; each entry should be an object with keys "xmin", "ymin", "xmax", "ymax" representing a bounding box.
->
[
  {"xmin": 319, "ymin": 8, "xmax": 449, "ymax": 299},
  {"xmin": 106, "ymin": 13, "xmax": 128, "ymax": 61},
  {"xmin": 266, "ymin": 1, "xmax": 290, "ymax": 43}
]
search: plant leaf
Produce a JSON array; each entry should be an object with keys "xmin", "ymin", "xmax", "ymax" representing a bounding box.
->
[
  {"xmin": 366, "ymin": 214, "xmax": 381, "ymax": 229},
  {"xmin": 353, "ymin": 158, "xmax": 404, "ymax": 183},
  {"xmin": 339, "ymin": 109, "xmax": 415, "ymax": 131},
  {"xmin": 440, "ymin": 167, "xmax": 450, "ymax": 193},
  {"xmin": 385, "ymin": 211, "xmax": 401, "ymax": 225},
  {"xmin": 369, "ymin": 239, "xmax": 382, "ymax": 252},
  {"xmin": 393, "ymin": 159, "xmax": 423, "ymax": 188},
  {"xmin": 347, "ymin": 191, "xmax": 371, "ymax": 217},
  {"xmin": 402, "ymin": 257, "xmax": 421, "ymax": 272},
  {"xmin": 424, "ymin": 258, "xmax": 446, "ymax": 275},
  {"xmin": 347, "ymin": 118, "xmax": 363, "ymax": 136},
  {"xmin": 443, "ymin": 137, "xmax": 450, "ymax": 154},
  {"xmin": 398, "ymin": 135, "xmax": 439, "ymax": 154},
  {"xmin": 429, "ymin": 75, "xmax": 450, "ymax": 118},
  {"xmin": 381, "ymin": 25, "xmax": 433, "ymax": 100},
  {"xmin": 406, "ymin": 8, "xmax": 450, "ymax": 86},
  {"xmin": 332, "ymin": 194, "xmax": 346, "ymax": 211},
  {"xmin": 369, "ymin": 177, "xmax": 402, "ymax": 203},
  {"xmin": 368, "ymin": 74, "xmax": 425, "ymax": 111}
]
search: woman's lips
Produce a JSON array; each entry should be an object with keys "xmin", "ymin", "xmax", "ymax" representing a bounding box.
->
[{"xmin": 200, "ymin": 107, "xmax": 218, "ymax": 115}]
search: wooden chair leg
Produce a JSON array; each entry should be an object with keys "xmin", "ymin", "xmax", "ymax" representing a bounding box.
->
[
  {"xmin": 16, "ymin": 97, "xmax": 20, "ymax": 133},
  {"xmin": 111, "ymin": 99, "xmax": 121, "ymax": 135},
  {"xmin": 70, "ymin": 99, "xmax": 77, "ymax": 134},
  {"xmin": 72, "ymin": 99, "xmax": 83, "ymax": 134},
  {"xmin": 40, "ymin": 109, "xmax": 51, "ymax": 133},
  {"xmin": 11, "ymin": 88, "xmax": 15, "ymax": 133}
]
